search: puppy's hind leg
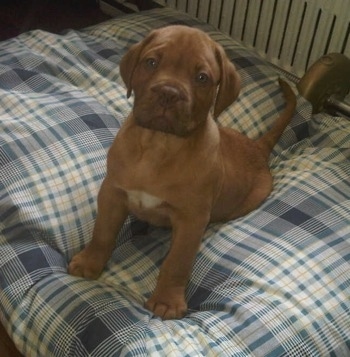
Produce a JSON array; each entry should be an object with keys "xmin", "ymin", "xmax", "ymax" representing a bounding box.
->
[{"xmin": 68, "ymin": 178, "xmax": 128, "ymax": 279}]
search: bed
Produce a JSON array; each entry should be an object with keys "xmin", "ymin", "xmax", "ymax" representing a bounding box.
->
[{"xmin": 1, "ymin": 7, "xmax": 349, "ymax": 357}]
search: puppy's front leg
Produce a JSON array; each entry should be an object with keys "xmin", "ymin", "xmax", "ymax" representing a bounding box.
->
[
  {"xmin": 68, "ymin": 177, "xmax": 128, "ymax": 279},
  {"xmin": 145, "ymin": 214, "xmax": 208, "ymax": 319}
]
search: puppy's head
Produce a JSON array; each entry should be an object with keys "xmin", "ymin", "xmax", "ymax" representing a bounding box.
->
[{"xmin": 120, "ymin": 25, "xmax": 240, "ymax": 137}]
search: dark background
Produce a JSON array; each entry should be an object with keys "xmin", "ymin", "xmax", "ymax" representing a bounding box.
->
[{"xmin": 0, "ymin": 0, "xmax": 111, "ymax": 41}]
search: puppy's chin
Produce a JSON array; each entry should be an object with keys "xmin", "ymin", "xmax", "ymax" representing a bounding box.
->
[{"xmin": 134, "ymin": 109, "xmax": 197, "ymax": 138}]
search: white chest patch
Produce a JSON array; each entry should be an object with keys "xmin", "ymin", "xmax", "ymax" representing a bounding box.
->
[{"xmin": 126, "ymin": 190, "xmax": 163, "ymax": 209}]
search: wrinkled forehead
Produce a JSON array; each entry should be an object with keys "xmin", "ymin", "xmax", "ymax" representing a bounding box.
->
[{"xmin": 142, "ymin": 25, "xmax": 218, "ymax": 66}]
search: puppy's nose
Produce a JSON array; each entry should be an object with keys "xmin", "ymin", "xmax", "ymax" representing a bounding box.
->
[{"xmin": 151, "ymin": 84, "xmax": 184, "ymax": 107}]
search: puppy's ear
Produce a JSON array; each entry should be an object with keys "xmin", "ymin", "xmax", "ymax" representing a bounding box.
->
[
  {"xmin": 214, "ymin": 44, "xmax": 241, "ymax": 119},
  {"xmin": 120, "ymin": 31, "xmax": 156, "ymax": 98}
]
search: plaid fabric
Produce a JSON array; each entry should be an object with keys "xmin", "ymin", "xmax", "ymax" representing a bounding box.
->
[{"xmin": 0, "ymin": 7, "xmax": 349, "ymax": 357}]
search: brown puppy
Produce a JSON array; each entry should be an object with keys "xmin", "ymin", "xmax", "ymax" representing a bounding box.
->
[{"xmin": 69, "ymin": 25, "xmax": 296, "ymax": 319}]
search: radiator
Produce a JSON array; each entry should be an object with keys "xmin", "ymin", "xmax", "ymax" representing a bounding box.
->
[{"xmin": 154, "ymin": 0, "xmax": 350, "ymax": 77}]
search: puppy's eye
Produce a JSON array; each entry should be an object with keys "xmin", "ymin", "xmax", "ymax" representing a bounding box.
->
[
  {"xmin": 196, "ymin": 72, "xmax": 209, "ymax": 83},
  {"xmin": 146, "ymin": 58, "xmax": 158, "ymax": 69}
]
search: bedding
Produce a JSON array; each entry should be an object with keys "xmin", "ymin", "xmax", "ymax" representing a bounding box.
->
[{"xmin": 0, "ymin": 7, "xmax": 349, "ymax": 357}]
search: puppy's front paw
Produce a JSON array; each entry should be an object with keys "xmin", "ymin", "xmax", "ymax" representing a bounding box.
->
[
  {"xmin": 68, "ymin": 247, "xmax": 108, "ymax": 279},
  {"xmin": 145, "ymin": 287, "xmax": 187, "ymax": 320}
]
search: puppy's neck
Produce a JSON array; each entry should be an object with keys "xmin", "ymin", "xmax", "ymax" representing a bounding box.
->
[
  {"xmin": 127, "ymin": 114, "xmax": 214, "ymax": 153},
  {"xmin": 138, "ymin": 127, "xmax": 188, "ymax": 152}
]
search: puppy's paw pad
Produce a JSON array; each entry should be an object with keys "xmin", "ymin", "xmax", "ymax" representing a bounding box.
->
[
  {"xmin": 145, "ymin": 295, "xmax": 187, "ymax": 320},
  {"xmin": 68, "ymin": 251, "xmax": 104, "ymax": 279}
]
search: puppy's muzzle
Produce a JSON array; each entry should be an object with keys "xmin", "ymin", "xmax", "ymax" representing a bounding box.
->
[
  {"xmin": 134, "ymin": 81, "xmax": 193, "ymax": 137},
  {"xmin": 151, "ymin": 83, "xmax": 187, "ymax": 108}
]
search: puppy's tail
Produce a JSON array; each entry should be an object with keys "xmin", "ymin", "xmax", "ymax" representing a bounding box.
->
[{"xmin": 256, "ymin": 78, "xmax": 297, "ymax": 157}]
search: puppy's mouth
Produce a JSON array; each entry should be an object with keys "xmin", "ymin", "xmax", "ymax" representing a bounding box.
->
[
  {"xmin": 133, "ymin": 91, "xmax": 196, "ymax": 137},
  {"xmin": 134, "ymin": 108, "xmax": 194, "ymax": 137}
]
